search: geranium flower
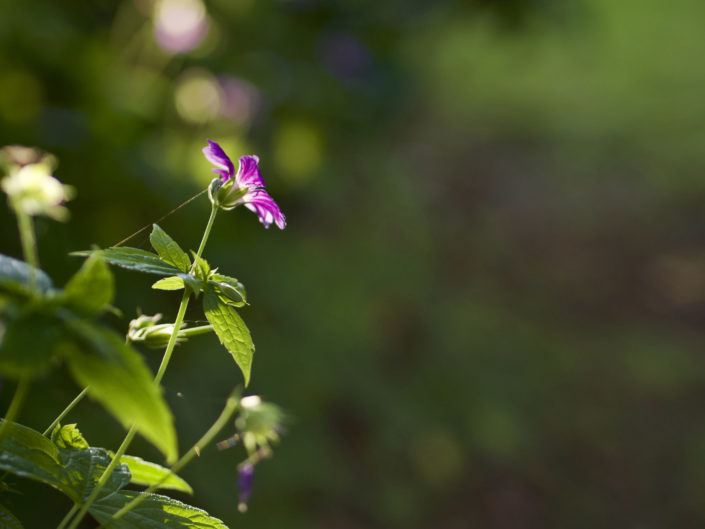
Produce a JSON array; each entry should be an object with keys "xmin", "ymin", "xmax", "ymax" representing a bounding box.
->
[{"xmin": 202, "ymin": 139, "xmax": 286, "ymax": 229}]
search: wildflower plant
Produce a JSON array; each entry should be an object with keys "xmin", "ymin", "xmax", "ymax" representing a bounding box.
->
[{"xmin": 0, "ymin": 142, "xmax": 286, "ymax": 528}]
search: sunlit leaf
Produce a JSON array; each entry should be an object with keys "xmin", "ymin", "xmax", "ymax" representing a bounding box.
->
[
  {"xmin": 203, "ymin": 288, "xmax": 254, "ymax": 386},
  {"xmin": 117, "ymin": 455, "xmax": 193, "ymax": 494},
  {"xmin": 152, "ymin": 276, "xmax": 185, "ymax": 291},
  {"xmin": 150, "ymin": 225, "xmax": 190, "ymax": 273},
  {"xmin": 90, "ymin": 490, "xmax": 229, "ymax": 529},
  {"xmin": 62, "ymin": 326, "xmax": 178, "ymax": 463}
]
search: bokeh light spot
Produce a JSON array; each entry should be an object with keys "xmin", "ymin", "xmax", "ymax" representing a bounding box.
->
[
  {"xmin": 174, "ymin": 69, "xmax": 220, "ymax": 124},
  {"xmin": 273, "ymin": 121, "xmax": 323, "ymax": 186}
]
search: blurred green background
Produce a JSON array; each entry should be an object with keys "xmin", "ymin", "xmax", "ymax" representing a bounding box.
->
[{"xmin": 2, "ymin": 0, "xmax": 705, "ymax": 527}]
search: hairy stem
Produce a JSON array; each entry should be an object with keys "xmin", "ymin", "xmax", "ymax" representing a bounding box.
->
[{"xmin": 62, "ymin": 204, "xmax": 219, "ymax": 529}]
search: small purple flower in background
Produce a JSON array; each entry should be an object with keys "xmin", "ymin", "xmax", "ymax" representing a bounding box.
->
[
  {"xmin": 237, "ymin": 463, "xmax": 255, "ymax": 513},
  {"xmin": 203, "ymin": 140, "xmax": 286, "ymax": 229}
]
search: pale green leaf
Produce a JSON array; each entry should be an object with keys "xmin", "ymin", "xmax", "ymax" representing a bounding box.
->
[
  {"xmin": 0, "ymin": 502, "xmax": 24, "ymax": 529},
  {"xmin": 117, "ymin": 455, "xmax": 193, "ymax": 494},
  {"xmin": 152, "ymin": 276, "xmax": 185, "ymax": 291},
  {"xmin": 63, "ymin": 327, "xmax": 178, "ymax": 463},
  {"xmin": 90, "ymin": 490, "xmax": 229, "ymax": 529},
  {"xmin": 150, "ymin": 225, "xmax": 190, "ymax": 273},
  {"xmin": 203, "ymin": 288, "xmax": 254, "ymax": 386},
  {"xmin": 71, "ymin": 248, "xmax": 181, "ymax": 277},
  {"xmin": 63, "ymin": 254, "xmax": 114, "ymax": 316}
]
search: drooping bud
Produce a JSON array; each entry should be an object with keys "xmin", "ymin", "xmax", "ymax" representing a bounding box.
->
[
  {"xmin": 127, "ymin": 313, "xmax": 212, "ymax": 348},
  {"xmin": 237, "ymin": 463, "xmax": 254, "ymax": 513}
]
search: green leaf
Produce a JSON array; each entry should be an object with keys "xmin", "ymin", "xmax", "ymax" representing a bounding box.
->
[
  {"xmin": 0, "ymin": 420, "xmax": 130, "ymax": 503},
  {"xmin": 0, "ymin": 253, "xmax": 53, "ymax": 294},
  {"xmin": 71, "ymin": 248, "xmax": 182, "ymax": 277},
  {"xmin": 0, "ymin": 312, "xmax": 63, "ymax": 377},
  {"xmin": 203, "ymin": 288, "xmax": 254, "ymax": 386},
  {"xmin": 116, "ymin": 455, "xmax": 193, "ymax": 494},
  {"xmin": 62, "ymin": 326, "xmax": 178, "ymax": 463},
  {"xmin": 0, "ymin": 502, "xmax": 24, "ymax": 529},
  {"xmin": 191, "ymin": 253, "xmax": 210, "ymax": 281},
  {"xmin": 209, "ymin": 274, "xmax": 246, "ymax": 307},
  {"xmin": 152, "ymin": 276, "xmax": 185, "ymax": 291},
  {"xmin": 150, "ymin": 225, "xmax": 191, "ymax": 273},
  {"xmin": 51, "ymin": 423, "xmax": 89, "ymax": 450},
  {"xmin": 63, "ymin": 254, "xmax": 114, "ymax": 316},
  {"xmin": 90, "ymin": 490, "xmax": 229, "ymax": 529}
]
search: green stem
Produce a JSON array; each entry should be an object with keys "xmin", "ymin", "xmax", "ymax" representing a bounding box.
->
[
  {"xmin": 64, "ymin": 428, "xmax": 138, "ymax": 529},
  {"xmin": 43, "ymin": 387, "xmax": 89, "ymax": 437},
  {"xmin": 16, "ymin": 210, "xmax": 39, "ymax": 291},
  {"xmin": 178, "ymin": 324, "xmax": 213, "ymax": 337},
  {"xmin": 0, "ymin": 376, "xmax": 31, "ymax": 441},
  {"xmin": 55, "ymin": 504, "xmax": 79, "ymax": 529},
  {"xmin": 62, "ymin": 203, "xmax": 219, "ymax": 529},
  {"xmin": 102, "ymin": 389, "xmax": 241, "ymax": 526}
]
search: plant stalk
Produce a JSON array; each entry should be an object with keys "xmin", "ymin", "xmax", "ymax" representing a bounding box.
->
[
  {"xmin": 62, "ymin": 203, "xmax": 219, "ymax": 529},
  {"xmin": 43, "ymin": 387, "xmax": 89, "ymax": 437},
  {"xmin": 100, "ymin": 389, "xmax": 241, "ymax": 526},
  {"xmin": 0, "ymin": 376, "xmax": 31, "ymax": 441}
]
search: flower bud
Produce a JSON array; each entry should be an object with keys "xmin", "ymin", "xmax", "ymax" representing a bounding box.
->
[{"xmin": 237, "ymin": 463, "xmax": 254, "ymax": 513}]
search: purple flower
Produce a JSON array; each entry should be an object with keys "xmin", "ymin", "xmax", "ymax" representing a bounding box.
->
[
  {"xmin": 202, "ymin": 139, "xmax": 286, "ymax": 229},
  {"xmin": 237, "ymin": 463, "xmax": 255, "ymax": 512}
]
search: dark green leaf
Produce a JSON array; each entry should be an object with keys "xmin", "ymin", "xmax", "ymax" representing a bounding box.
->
[
  {"xmin": 62, "ymin": 254, "xmax": 114, "ymax": 316},
  {"xmin": 62, "ymin": 327, "xmax": 178, "ymax": 463},
  {"xmin": 0, "ymin": 502, "xmax": 24, "ymax": 529},
  {"xmin": 152, "ymin": 276, "xmax": 185, "ymax": 291},
  {"xmin": 90, "ymin": 490, "xmax": 229, "ymax": 529},
  {"xmin": 150, "ymin": 225, "xmax": 190, "ymax": 273},
  {"xmin": 0, "ymin": 420, "xmax": 130, "ymax": 503},
  {"xmin": 203, "ymin": 288, "xmax": 254, "ymax": 386},
  {"xmin": 71, "ymin": 248, "xmax": 181, "ymax": 277},
  {"xmin": 0, "ymin": 253, "xmax": 52, "ymax": 294},
  {"xmin": 0, "ymin": 312, "xmax": 62, "ymax": 377},
  {"xmin": 117, "ymin": 455, "xmax": 193, "ymax": 494}
]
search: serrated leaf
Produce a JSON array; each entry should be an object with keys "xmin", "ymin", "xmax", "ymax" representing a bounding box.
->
[
  {"xmin": 203, "ymin": 288, "xmax": 254, "ymax": 386},
  {"xmin": 150, "ymin": 225, "xmax": 190, "ymax": 273},
  {"xmin": 0, "ymin": 312, "xmax": 63, "ymax": 377},
  {"xmin": 63, "ymin": 254, "xmax": 114, "ymax": 316},
  {"xmin": 90, "ymin": 490, "xmax": 229, "ymax": 529},
  {"xmin": 0, "ymin": 253, "xmax": 53, "ymax": 294},
  {"xmin": 0, "ymin": 502, "xmax": 24, "ymax": 529},
  {"xmin": 62, "ymin": 327, "xmax": 178, "ymax": 464},
  {"xmin": 71, "ymin": 248, "xmax": 181, "ymax": 277},
  {"xmin": 0, "ymin": 420, "xmax": 130, "ymax": 503},
  {"xmin": 117, "ymin": 455, "xmax": 193, "ymax": 494},
  {"xmin": 152, "ymin": 276, "xmax": 185, "ymax": 291}
]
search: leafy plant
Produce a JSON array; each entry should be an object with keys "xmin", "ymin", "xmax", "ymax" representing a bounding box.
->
[{"xmin": 0, "ymin": 143, "xmax": 286, "ymax": 528}]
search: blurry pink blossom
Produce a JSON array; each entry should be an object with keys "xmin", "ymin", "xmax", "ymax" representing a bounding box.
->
[{"xmin": 154, "ymin": 0, "xmax": 208, "ymax": 54}]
